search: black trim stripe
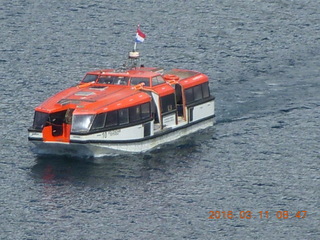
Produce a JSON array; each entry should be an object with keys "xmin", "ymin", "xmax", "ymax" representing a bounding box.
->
[
  {"xmin": 28, "ymin": 137, "xmax": 44, "ymax": 141},
  {"xmin": 186, "ymin": 96, "xmax": 215, "ymax": 108},
  {"xmin": 71, "ymin": 117, "xmax": 153, "ymax": 135},
  {"xmin": 69, "ymin": 114, "xmax": 215, "ymax": 144}
]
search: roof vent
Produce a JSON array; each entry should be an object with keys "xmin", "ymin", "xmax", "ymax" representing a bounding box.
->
[{"xmin": 74, "ymin": 91, "xmax": 95, "ymax": 96}]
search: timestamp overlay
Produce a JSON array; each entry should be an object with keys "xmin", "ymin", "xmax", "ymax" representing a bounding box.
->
[{"xmin": 208, "ymin": 210, "xmax": 308, "ymax": 220}]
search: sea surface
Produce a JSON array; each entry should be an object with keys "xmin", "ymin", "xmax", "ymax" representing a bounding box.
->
[{"xmin": 1, "ymin": 0, "xmax": 319, "ymax": 239}]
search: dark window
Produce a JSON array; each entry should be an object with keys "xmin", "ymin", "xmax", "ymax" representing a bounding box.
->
[
  {"xmin": 82, "ymin": 74, "xmax": 98, "ymax": 83},
  {"xmin": 189, "ymin": 108, "xmax": 194, "ymax": 122},
  {"xmin": 49, "ymin": 111, "xmax": 66, "ymax": 126},
  {"xmin": 185, "ymin": 88, "xmax": 194, "ymax": 104},
  {"xmin": 97, "ymin": 76, "xmax": 129, "ymax": 85},
  {"xmin": 105, "ymin": 111, "xmax": 118, "ymax": 127},
  {"xmin": 129, "ymin": 105, "xmax": 141, "ymax": 122},
  {"xmin": 141, "ymin": 102, "xmax": 151, "ymax": 119},
  {"xmin": 116, "ymin": 77, "xmax": 129, "ymax": 85},
  {"xmin": 194, "ymin": 85, "xmax": 202, "ymax": 101},
  {"xmin": 130, "ymin": 77, "xmax": 150, "ymax": 86},
  {"xmin": 175, "ymin": 84, "xmax": 183, "ymax": 104},
  {"xmin": 33, "ymin": 111, "xmax": 49, "ymax": 130},
  {"xmin": 151, "ymin": 76, "xmax": 165, "ymax": 86},
  {"xmin": 202, "ymin": 82, "xmax": 210, "ymax": 98},
  {"xmin": 161, "ymin": 94, "xmax": 176, "ymax": 113},
  {"xmin": 184, "ymin": 82, "xmax": 210, "ymax": 104},
  {"xmin": 98, "ymin": 76, "xmax": 115, "ymax": 84},
  {"xmin": 144, "ymin": 122, "xmax": 151, "ymax": 137},
  {"xmin": 118, "ymin": 108, "xmax": 129, "ymax": 125},
  {"xmin": 91, "ymin": 113, "xmax": 106, "ymax": 130}
]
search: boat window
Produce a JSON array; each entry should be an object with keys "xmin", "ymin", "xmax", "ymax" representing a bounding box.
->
[
  {"xmin": 33, "ymin": 111, "xmax": 49, "ymax": 130},
  {"xmin": 194, "ymin": 85, "xmax": 202, "ymax": 101},
  {"xmin": 185, "ymin": 88, "xmax": 194, "ymax": 104},
  {"xmin": 82, "ymin": 74, "xmax": 99, "ymax": 83},
  {"xmin": 161, "ymin": 94, "xmax": 176, "ymax": 113},
  {"xmin": 185, "ymin": 82, "xmax": 211, "ymax": 104},
  {"xmin": 130, "ymin": 77, "xmax": 150, "ymax": 87},
  {"xmin": 98, "ymin": 76, "xmax": 115, "ymax": 84},
  {"xmin": 151, "ymin": 76, "xmax": 165, "ymax": 86},
  {"xmin": 129, "ymin": 105, "xmax": 141, "ymax": 123},
  {"xmin": 49, "ymin": 111, "xmax": 66, "ymax": 125},
  {"xmin": 71, "ymin": 115, "xmax": 94, "ymax": 132},
  {"xmin": 118, "ymin": 108, "xmax": 129, "ymax": 125},
  {"xmin": 91, "ymin": 113, "xmax": 106, "ymax": 130},
  {"xmin": 141, "ymin": 102, "xmax": 151, "ymax": 119},
  {"xmin": 98, "ymin": 76, "xmax": 129, "ymax": 85},
  {"xmin": 202, "ymin": 82, "xmax": 210, "ymax": 98},
  {"xmin": 175, "ymin": 84, "xmax": 183, "ymax": 104},
  {"xmin": 105, "ymin": 110, "xmax": 118, "ymax": 127}
]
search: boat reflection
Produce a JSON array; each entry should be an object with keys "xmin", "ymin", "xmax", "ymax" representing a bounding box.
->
[{"xmin": 30, "ymin": 134, "xmax": 202, "ymax": 186}]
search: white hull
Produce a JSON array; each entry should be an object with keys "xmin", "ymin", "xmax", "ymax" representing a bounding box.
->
[{"xmin": 30, "ymin": 117, "xmax": 214, "ymax": 158}]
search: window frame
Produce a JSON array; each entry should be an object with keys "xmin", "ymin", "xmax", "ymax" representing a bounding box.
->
[
  {"xmin": 80, "ymin": 104, "xmax": 152, "ymax": 133},
  {"xmin": 160, "ymin": 94, "xmax": 177, "ymax": 113},
  {"xmin": 129, "ymin": 105, "xmax": 141, "ymax": 123},
  {"xmin": 151, "ymin": 76, "xmax": 165, "ymax": 86},
  {"xmin": 91, "ymin": 113, "xmax": 107, "ymax": 130},
  {"xmin": 130, "ymin": 77, "xmax": 150, "ymax": 87},
  {"xmin": 71, "ymin": 114, "xmax": 94, "ymax": 133},
  {"xmin": 105, "ymin": 110, "xmax": 118, "ymax": 127},
  {"xmin": 141, "ymin": 102, "xmax": 151, "ymax": 119},
  {"xmin": 82, "ymin": 74, "xmax": 99, "ymax": 83},
  {"xmin": 184, "ymin": 82, "xmax": 211, "ymax": 105},
  {"xmin": 118, "ymin": 108, "xmax": 129, "ymax": 125},
  {"xmin": 33, "ymin": 111, "xmax": 49, "ymax": 130}
]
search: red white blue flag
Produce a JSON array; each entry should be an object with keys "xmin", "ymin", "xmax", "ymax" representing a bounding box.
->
[{"xmin": 135, "ymin": 26, "xmax": 146, "ymax": 43}]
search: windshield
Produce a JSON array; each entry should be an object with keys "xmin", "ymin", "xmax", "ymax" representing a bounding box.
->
[
  {"xmin": 33, "ymin": 111, "xmax": 49, "ymax": 130},
  {"xmin": 130, "ymin": 77, "xmax": 150, "ymax": 86},
  {"xmin": 82, "ymin": 74, "xmax": 99, "ymax": 83},
  {"xmin": 98, "ymin": 76, "xmax": 129, "ymax": 85},
  {"xmin": 71, "ymin": 114, "xmax": 94, "ymax": 133}
]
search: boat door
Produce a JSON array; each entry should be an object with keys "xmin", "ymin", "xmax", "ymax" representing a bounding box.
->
[
  {"xmin": 175, "ymin": 84, "xmax": 184, "ymax": 118},
  {"xmin": 150, "ymin": 92, "xmax": 161, "ymax": 125},
  {"xmin": 150, "ymin": 91, "xmax": 178, "ymax": 129},
  {"xmin": 42, "ymin": 109, "xmax": 74, "ymax": 142}
]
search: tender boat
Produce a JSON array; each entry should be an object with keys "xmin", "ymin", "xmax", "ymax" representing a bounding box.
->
[{"xmin": 28, "ymin": 32, "xmax": 215, "ymax": 157}]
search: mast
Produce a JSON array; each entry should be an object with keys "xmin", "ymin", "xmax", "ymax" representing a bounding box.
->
[
  {"xmin": 117, "ymin": 25, "xmax": 146, "ymax": 71},
  {"xmin": 128, "ymin": 25, "xmax": 146, "ymax": 69},
  {"xmin": 133, "ymin": 41, "xmax": 137, "ymax": 52}
]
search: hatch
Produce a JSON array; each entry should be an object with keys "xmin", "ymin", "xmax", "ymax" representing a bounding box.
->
[{"xmin": 74, "ymin": 91, "xmax": 96, "ymax": 96}]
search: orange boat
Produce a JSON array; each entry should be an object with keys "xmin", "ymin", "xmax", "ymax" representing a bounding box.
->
[{"xmin": 28, "ymin": 50, "xmax": 215, "ymax": 157}]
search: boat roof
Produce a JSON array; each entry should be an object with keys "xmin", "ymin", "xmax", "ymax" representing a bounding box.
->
[
  {"xmin": 35, "ymin": 67, "xmax": 208, "ymax": 115},
  {"xmin": 165, "ymin": 69, "xmax": 209, "ymax": 88},
  {"xmin": 35, "ymin": 84, "xmax": 152, "ymax": 115},
  {"xmin": 86, "ymin": 67, "xmax": 163, "ymax": 78}
]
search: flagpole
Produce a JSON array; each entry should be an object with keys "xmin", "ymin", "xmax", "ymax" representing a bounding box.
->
[
  {"xmin": 129, "ymin": 25, "xmax": 144, "ymax": 68},
  {"xmin": 134, "ymin": 41, "xmax": 137, "ymax": 52}
]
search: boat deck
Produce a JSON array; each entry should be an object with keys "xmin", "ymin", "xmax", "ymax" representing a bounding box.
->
[{"xmin": 153, "ymin": 116, "xmax": 187, "ymax": 133}]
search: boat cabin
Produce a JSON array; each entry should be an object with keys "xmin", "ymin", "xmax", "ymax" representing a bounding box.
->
[{"xmin": 30, "ymin": 67, "xmax": 214, "ymax": 148}]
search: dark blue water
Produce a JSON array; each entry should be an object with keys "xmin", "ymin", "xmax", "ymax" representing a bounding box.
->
[{"xmin": 1, "ymin": 0, "xmax": 319, "ymax": 239}]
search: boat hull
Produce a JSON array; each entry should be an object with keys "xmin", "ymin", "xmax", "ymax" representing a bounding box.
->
[{"xmin": 29, "ymin": 117, "xmax": 214, "ymax": 158}]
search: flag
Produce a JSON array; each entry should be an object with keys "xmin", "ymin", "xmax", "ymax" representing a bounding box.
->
[{"xmin": 135, "ymin": 26, "xmax": 146, "ymax": 43}]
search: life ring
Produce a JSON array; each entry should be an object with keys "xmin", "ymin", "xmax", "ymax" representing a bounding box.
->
[{"xmin": 163, "ymin": 74, "xmax": 179, "ymax": 81}]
